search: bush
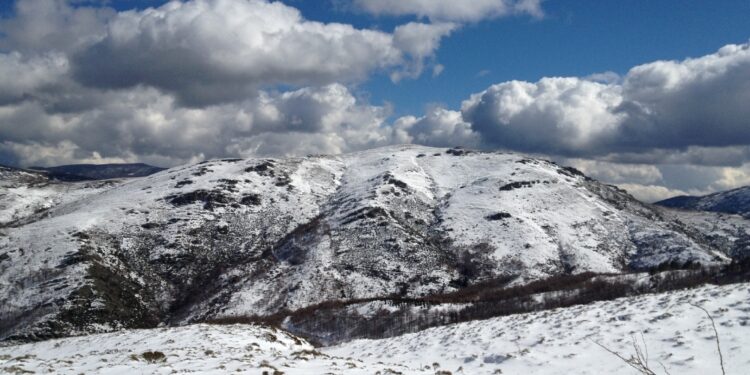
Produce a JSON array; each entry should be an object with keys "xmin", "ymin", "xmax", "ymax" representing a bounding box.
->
[{"xmin": 142, "ymin": 351, "xmax": 166, "ymax": 363}]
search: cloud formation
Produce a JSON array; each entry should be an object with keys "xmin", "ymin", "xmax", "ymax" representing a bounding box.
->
[
  {"xmin": 1, "ymin": 0, "xmax": 750, "ymax": 202},
  {"xmin": 457, "ymin": 41, "xmax": 750, "ymax": 199},
  {"xmin": 393, "ymin": 107, "xmax": 479, "ymax": 148},
  {"xmin": 353, "ymin": 0, "xmax": 544, "ymax": 22},
  {"xmin": 70, "ymin": 0, "xmax": 450, "ymax": 106},
  {"xmin": 0, "ymin": 0, "xmax": 113, "ymax": 54},
  {"xmin": 0, "ymin": 84, "xmax": 408, "ymax": 167},
  {"xmin": 0, "ymin": 0, "xmax": 453, "ymax": 167},
  {"xmin": 462, "ymin": 41, "xmax": 750, "ymax": 163}
]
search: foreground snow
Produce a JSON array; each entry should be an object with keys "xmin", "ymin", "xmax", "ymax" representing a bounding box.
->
[
  {"xmin": 329, "ymin": 282, "xmax": 750, "ymax": 374},
  {"xmin": 2, "ymin": 282, "xmax": 749, "ymax": 374},
  {"xmin": 0, "ymin": 324, "xmax": 430, "ymax": 374}
]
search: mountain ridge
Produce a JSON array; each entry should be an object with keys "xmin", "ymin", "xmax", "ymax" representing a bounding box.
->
[
  {"xmin": 28, "ymin": 163, "xmax": 166, "ymax": 181},
  {"xmin": 657, "ymin": 186, "xmax": 750, "ymax": 217},
  {"xmin": 0, "ymin": 145, "xmax": 744, "ymax": 342}
]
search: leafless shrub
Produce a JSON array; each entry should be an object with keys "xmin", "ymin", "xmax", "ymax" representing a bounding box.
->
[
  {"xmin": 689, "ymin": 303, "xmax": 725, "ymax": 375},
  {"xmin": 596, "ymin": 303, "xmax": 727, "ymax": 375},
  {"xmin": 594, "ymin": 334, "xmax": 661, "ymax": 375}
]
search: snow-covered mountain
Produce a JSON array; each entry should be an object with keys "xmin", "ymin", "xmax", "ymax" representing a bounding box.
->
[
  {"xmin": 657, "ymin": 186, "xmax": 750, "ymax": 217},
  {"xmin": 0, "ymin": 145, "xmax": 744, "ymax": 341},
  {"xmin": 2, "ymin": 282, "xmax": 748, "ymax": 374},
  {"xmin": 0, "ymin": 166, "xmax": 115, "ymax": 227}
]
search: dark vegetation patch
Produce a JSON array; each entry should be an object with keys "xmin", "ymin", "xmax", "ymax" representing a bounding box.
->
[
  {"xmin": 274, "ymin": 175, "xmax": 292, "ymax": 187},
  {"xmin": 142, "ymin": 351, "xmax": 166, "ymax": 363},
  {"xmin": 340, "ymin": 207, "xmax": 390, "ymax": 226},
  {"xmin": 208, "ymin": 258, "xmax": 750, "ymax": 346},
  {"xmin": 451, "ymin": 243, "xmax": 495, "ymax": 288},
  {"xmin": 499, "ymin": 180, "xmax": 546, "ymax": 191},
  {"xmin": 71, "ymin": 231, "xmax": 90, "ymax": 240},
  {"xmin": 245, "ymin": 161, "xmax": 275, "ymax": 176},
  {"xmin": 557, "ymin": 166, "xmax": 588, "ymax": 179},
  {"xmin": 165, "ymin": 190, "xmax": 231, "ymax": 210},
  {"xmin": 0, "ymin": 253, "xmax": 9, "ymax": 263},
  {"xmin": 445, "ymin": 147, "xmax": 471, "ymax": 156},
  {"xmin": 416, "ymin": 153, "xmax": 426, "ymax": 158},
  {"xmin": 245, "ymin": 160, "xmax": 292, "ymax": 189},
  {"xmin": 174, "ymin": 180, "xmax": 193, "ymax": 188},
  {"xmin": 141, "ymin": 222, "xmax": 160, "ymax": 230},
  {"xmin": 240, "ymin": 194, "xmax": 262, "ymax": 206},
  {"xmin": 220, "ymin": 158, "xmax": 242, "ymax": 163},
  {"xmin": 217, "ymin": 179, "xmax": 240, "ymax": 192},
  {"xmin": 7, "ymin": 232, "xmax": 163, "ymax": 342},
  {"xmin": 192, "ymin": 166, "xmax": 212, "ymax": 177},
  {"xmin": 382, "ymin": 172, "xmax": 408, "ymax": 190},
  {"xmin": 485, "ymin": 212, "xmax": 512, "ymax": 221},
  {"xmin": 56, "ymin": 251, "xmax": 86, "ymax": 269}
]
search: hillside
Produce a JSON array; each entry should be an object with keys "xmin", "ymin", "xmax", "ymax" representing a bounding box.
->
[
  {"xmin": 2, "ymin": 282, "xmax": 747, "ymax": 374},
  {"xmin": 657, "ymin": 186, "xmax": 750, "ymax": 217},
  {"xmin": 0, "ymin": 145, "xmax": 743, "ymax": 341},
  {"xmin": 328, "ymin": 281, "xmax": 750, "ymax": 374}
]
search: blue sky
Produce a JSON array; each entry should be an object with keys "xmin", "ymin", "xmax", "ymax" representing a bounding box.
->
[{"xmin": 1, "ymin": 0, "xmax": 750, "ymax": 201}]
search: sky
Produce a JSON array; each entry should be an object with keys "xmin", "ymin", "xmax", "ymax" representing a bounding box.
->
[{"xmin": 0, "ymin": 0, "xmax": 749, "ymax": 202}]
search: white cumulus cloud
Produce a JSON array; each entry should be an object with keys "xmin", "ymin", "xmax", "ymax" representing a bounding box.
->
[
  {"xmin": 353, "ymin": 0, "xmax": 543, "ymax": 22},
  {"xmin": 462, "ymin": 41, "xmax": 750, "ymax": 160}
]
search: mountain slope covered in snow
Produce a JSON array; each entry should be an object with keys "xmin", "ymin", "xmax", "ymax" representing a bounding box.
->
[
  {"xmin": 0, "ymin": 145, "xmax": 744, "ymax": 341},
  {"xmin": 657, "ymin": 186, "xmax": 750, "ymax": 217}
]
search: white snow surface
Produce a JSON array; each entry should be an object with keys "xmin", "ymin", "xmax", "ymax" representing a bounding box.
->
[
  {"xmin": 0, "ymin": 167, "xmax": 112, "ymax": 226},
  {"xmin": 1, "ymin": 282, "xmax": 748, "ymax": 374},
  {"xmin": 0, "ymin": 323, "xmax": 431, "ymax": 374},
  {"xmin": 329, "ymin": 282, "xmax": 750, "ymax": 374}
]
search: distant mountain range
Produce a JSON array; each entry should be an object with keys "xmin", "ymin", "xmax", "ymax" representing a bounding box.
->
[
  {"xmin": 656, "ymin": 186, "xmax": 750, "ymax": 217},
  {"xmin": 28, "ymin": 163, "xmax": 165, "ymax": 181}
]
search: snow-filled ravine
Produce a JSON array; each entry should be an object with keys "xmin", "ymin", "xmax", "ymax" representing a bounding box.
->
[{"xmin": 2, "ymin": 282, "xmax": 749, "ymax": 374}]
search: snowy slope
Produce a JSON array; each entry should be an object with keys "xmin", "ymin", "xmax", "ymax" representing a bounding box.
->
[
  {"xmin": 329, "ymin": 282, "xmax": 750, "ymax": 375},
  {"xmin": 0, "ymin": 145, "xmax": 739, "ymax": 341},
  {"xmin": 2, "ymin": 282, "xmax": 748, "ymax": 374},
  {"xmin": 0, "ymin": 324, "xmax": 430, "ymax": 375},
  {"xmin": 0, "ymin": 166, "xmax": 114, "ymax": 227},
  {"xmin": 665, "ymin": 210, "xmax": 750, "ymax": 259},
  {"xmin": 657, "ymin": 186, "xmax": 750, "ymax": 217}
]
